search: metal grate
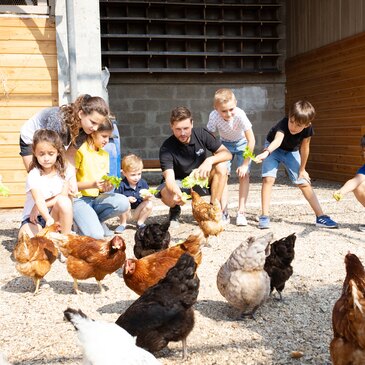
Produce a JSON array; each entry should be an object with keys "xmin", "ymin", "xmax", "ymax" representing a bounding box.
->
[
  {"xmin": 0, "ymin": 0, "xmax": 38, "ymax": 5},
  {"xmin": 100, "ymin": 0, "xmax": 283, "ymax": 74}
]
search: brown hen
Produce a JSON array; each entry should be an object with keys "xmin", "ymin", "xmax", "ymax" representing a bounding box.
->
[
  {"xmin": 330, "ymin": 252, "xmax": 365, "ymax": 365},
  {"xmin": 123, "ymin": 231, "xmax": 203, "ymax": 296},
  {"xmin": 191, "ymin": 190, "xmax": 223, "ymax": 245},
  {"xmin": 13, "ymin": 224, "xmax": 60, "ymax": 294},
  {"xmin": 49, "ymin": 232, "xmax": 126, "ymax": 293}
]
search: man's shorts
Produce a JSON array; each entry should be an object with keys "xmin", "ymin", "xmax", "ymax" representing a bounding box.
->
[{"xmin": 20, "ymin": 215, "xmax": 47, "ymax": 229}]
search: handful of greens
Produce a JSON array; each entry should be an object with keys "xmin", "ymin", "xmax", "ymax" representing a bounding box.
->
[
  {"xmin": 181, "ymin": 169, "xmax": 209, "ymax": 189},
  {"xmin": 181, "ymin": 192, "xmax": 191, "ymax": 203},
  {"xmin": 0, "ymin": 181, "xmax": 10, "ymax": 197},
  {"xmin": 140, "ymin": 188, "xmax": 160, "ymax": 199},
  {"xmin": 243, "ymin": 146, "xmax": 259, "ymax": 163},
  {"xmin": 102, "ymin": 175, "xmax": 123, "ymax": 189},
  {"xmin": 333, "ymin": 191, "xmax": 343, "ymax": 201}
]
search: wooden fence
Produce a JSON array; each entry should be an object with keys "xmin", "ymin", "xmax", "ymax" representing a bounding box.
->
[
  {"xmin": 0, "ymin": 16, "xmax": 58, "ymax": 208},
  {"xmin": 286, "ymin": 32, "xmax": 365, "ymax": 182}
]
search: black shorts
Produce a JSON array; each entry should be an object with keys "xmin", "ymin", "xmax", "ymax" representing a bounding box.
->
[
  {"xmin": 20, "ymin": 215, "xmax": 46, "ymax": 229},
  {"xmin": 156, "ymin": 180, "xmax": 210, "ymax": 199},
  {"xmin": 19, "ymin": 136, "xmax": 32, "ymax": 157}
]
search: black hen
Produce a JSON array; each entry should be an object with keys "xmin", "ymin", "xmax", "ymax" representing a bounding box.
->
[
  {"xmin": 115, "ymin": 253, "xmax": 199, "ymax": 359},
  {"xmin": 264, "ymin": 233, "xmax": 296, "ymax": 300},
  {"xmin": 134, "ymin": 222, "xmax": 171, "ymax": 259}
]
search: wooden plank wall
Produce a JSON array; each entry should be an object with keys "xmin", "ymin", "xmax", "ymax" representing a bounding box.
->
[
  {"xmin": 285, "ymin": 32, "xmax": 365, "ymax": 183},
  {"xmin": 286, "ymin": 0, "xmax": 365, "ymax": 58},
  {"xmin": 0, "ymin": 17, "xmax": 58, "ymax": 208}
]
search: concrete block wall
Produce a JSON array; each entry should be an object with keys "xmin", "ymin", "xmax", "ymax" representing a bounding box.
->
[{"xmin": 107, "ymin": 74, "xmax": 286, "ymax": 177}]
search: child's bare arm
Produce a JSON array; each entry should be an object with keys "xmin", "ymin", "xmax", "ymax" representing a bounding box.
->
[
  {"xmin": 338, "ymin": 174, "xmax": 365, "ymax": 195},
  {"xmin": 299, "ymin": 137, "xmax": 311, "ymax": 172},
  {"xmin": 256, "ymin": 131, "xmax": 284, "ymax": 162},
  {"xmin": 30, "ymin": 189, "xmax": 54, "ymax": 226}
]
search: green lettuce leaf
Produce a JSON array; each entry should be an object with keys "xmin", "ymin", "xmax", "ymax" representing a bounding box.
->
[
  {"xmin": 0, "ymin": 181, "xmax": 10, "ymax": 197},
  {"xmin": 181, "ymin": 169, "xmax": 209, "ymax": 189},
  {"xmin": 243, "ymin": 146, "xmax": 259, "ymax": 163},
  {"xmin": 102, "ymin": 175, "xmax": 123, "ymax": 188}
]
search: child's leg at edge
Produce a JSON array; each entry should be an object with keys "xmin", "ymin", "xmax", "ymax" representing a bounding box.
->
[
  {"xmin": 238, "ymin": 173, "xmax": 249, "ymax": 214},
  {"xmin": 133, "ymin": 200, "xmax": 153, "ymax": 225},
  {"xmin": 261, "ymin": 176, "xmax": 275, "ymax": 216},
  {"xmin": 298, "ymin": 184, "xmax": 323, "ymax": 217},
  {"xmin": 354, "ymin": 179, "xmax": 365, "ymax": 207}
]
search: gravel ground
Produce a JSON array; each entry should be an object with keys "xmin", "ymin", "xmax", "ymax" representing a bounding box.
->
[{"xmin": 1, "ymin": 176, "xmax": 365, "ymax": 365}]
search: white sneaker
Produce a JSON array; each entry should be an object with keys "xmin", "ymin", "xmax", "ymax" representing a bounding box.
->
[
  {"xmin": 221, "ymin": 211, "xmax": 230, "ymax": 226},
  {"xmin": 236, "ymin": 213, "xmax": 248, "ymax": 226}
]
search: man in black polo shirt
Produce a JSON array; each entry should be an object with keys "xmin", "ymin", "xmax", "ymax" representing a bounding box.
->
[{"xmin": 158, "ymin": 106, "xmax": 232, "ymax": 227}]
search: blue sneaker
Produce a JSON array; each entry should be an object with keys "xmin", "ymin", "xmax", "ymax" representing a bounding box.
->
[
  {"xmin": 316, "ymin": 215, "xmax": 338, "ymax": 228},
  {"xmin": 115, "ymin": 224, "xmax": 126, "ymax": 234},
  {"xmin": 137, "ymin": 223, "xmax": 146, "ymax": 229},
  {"xmin": 258, "ymin": 215, "xmax": 270, "ymax": 229}
]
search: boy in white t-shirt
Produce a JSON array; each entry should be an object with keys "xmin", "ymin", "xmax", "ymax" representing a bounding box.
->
[{"xmin": 207, "ymin": 88, "xmax": 255, "ymax": 226}]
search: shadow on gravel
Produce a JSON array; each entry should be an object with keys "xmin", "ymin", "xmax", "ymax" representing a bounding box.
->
[
  {"xmin": 13, "ymin": 355, "xmax": 82, "ymax": 365},
  {"xmin": 97, "ymin": 299, "xmax": 136, "ymax": 315},
  {"xmin": 0, "ymin": 228, "xmax": 17, "ymax": 253}
]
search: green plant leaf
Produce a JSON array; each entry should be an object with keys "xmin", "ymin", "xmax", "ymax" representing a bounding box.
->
[
  {"xmin": 243, "ymin": 146, "xmax": 259, "ymax": 163},
  {"xmin": 181, "ymin": 169, "xmax": 209, "ymax": 189},
  {"xmin": 0, "ymin": 182, "xmax": 10, "ymax": 197},
  {"xmin": 102, "ymin": 175, "xmax": 123, "ymax": 188}
]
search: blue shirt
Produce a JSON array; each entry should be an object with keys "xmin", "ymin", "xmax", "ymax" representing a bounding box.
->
[{"xmin": 117, "ymin": 178, "xmax": 149, "ymax": 209}]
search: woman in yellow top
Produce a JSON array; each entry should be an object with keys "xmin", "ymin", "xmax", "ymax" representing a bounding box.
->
[{"xmin": 73, "ymin": 118, "xmax": 129, "ymax": 238}]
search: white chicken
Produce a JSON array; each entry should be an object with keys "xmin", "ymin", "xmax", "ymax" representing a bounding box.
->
[
  {"xmin": 64, "ymin": 308, "xmax": 161, "ymax": 365},
  {"xmin": 217, "ymin": 232, "xmax": 273, "ymax": 318}
]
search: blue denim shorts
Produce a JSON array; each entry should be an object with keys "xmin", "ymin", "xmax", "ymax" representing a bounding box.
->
[
  {"xmin": 221, "ymin": 138, "xmax": 251, "ymax": 175},
  {"xmin": 261, "ymin": 145, "xmax": 310, "ymax": 186},
  {"xmin": 357, "ymin": 164, "xmax": 365, "ymax": 175}
]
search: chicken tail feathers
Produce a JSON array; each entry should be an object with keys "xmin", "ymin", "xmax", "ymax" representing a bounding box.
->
[{"xmin": 64, "ymin": 307, "xmax": 89, "ymax": 330}]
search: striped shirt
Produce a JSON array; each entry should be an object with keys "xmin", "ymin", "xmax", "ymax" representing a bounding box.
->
[{"xmin": 207, "ymin": 107, "xmax": 252, "ymax": 142}]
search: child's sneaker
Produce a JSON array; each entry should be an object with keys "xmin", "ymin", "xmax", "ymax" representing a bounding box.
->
[
  {"xmin": 258, "ymin": 215, "xmax": 270, "ymax": 229},
  {"xmin": 359, "ymin": 225, "xmax": 365, "ymax": 232},
  {"xmin": 236, "ymin": 212, "xmax": 247, "ymax": 226},
  {"xmin": 316, "ymin": 215, "xmax": 338, "ymax": 228},
  {"xmin": 137, "ymin": 223, "xmax": 146, "ymax": 229},
  {"xmin": 114, "ymin": 224, "xmax": 126, "ymax": 234},
  {"xmin": 221, "ymin": 211, "xmax": 230, "ymax": 225}
]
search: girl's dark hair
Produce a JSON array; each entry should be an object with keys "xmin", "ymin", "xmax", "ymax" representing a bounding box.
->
[
  {"xmin": 88, "ymin": 117, "xmax": 114, "ymax": 146},
  {"xmin": 60, "ymin": 94, "xmax": 110, "ymax": 145},
  {"xmin": 29, "ymin": 129, "xmax": 67, "ymax": 178}
]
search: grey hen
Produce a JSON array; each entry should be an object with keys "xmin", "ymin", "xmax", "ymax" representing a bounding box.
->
[{"xmin": 134, "ymin": 222, "xmax": 170, "ymax": 259}]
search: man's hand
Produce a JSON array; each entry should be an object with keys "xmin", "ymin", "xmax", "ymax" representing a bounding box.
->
[{"xmin": 197, "ymin": 160, "xmax": 213, "ymax": 179}]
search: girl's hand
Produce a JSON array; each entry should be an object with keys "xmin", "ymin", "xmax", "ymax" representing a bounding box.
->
[
  {"xmin": 129, "ymin": 196, "xmax": 137, "ymax": 203},
  {"xmin": 236, "ymin": 164, "xmax": 249, "ymax": 178},
  {"xmin": 29, "ymin": 205, "xmax": 39, "ymax": 225},
  {"xmin": 96, "ymin": 180, "xmax": 114, "ymax": 193}
]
